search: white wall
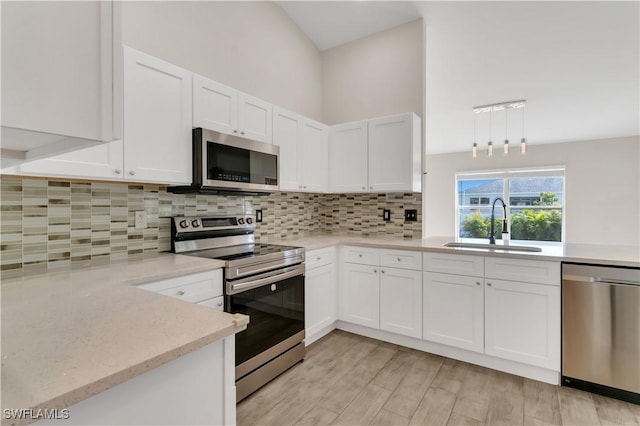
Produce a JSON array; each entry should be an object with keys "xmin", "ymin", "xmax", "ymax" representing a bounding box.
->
[
  {"xmin": 321, "ymin": 19, "xmax": 424, "ymax": 125},
  {"xmin": 121, "ymin": 1, "xmax": 323, "ymax": 121},
  {"xmin": 424, "ymin": 136, "xmax": 640, "ymax": 246}
]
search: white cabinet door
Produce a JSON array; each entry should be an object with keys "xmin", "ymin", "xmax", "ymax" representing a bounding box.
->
[
  {"xmin": 193, "ymin": 75, "xmax": 238, "ymax": 135},
  {"xmin": 238, "ymin": 92, "xmax": 272, "ymax": 143},
  {"xmin": 301, "ymin": 119, "xmax": 328, "ymax": 193},
  {"xmin": 339, "ymin": 263, "xmax": 380, "ymax": 329},
  {"xmin": 13, "ymin": 140, "xmax": 124, "ymax": 180},
  {"xmin": 123, "ymin": 47, "xmax": 192, "ymax": 184},
  {"xmin": 423, "ymin": 272, "xmax": 484, "ymax": 352},
  {"xmin": 380, "ymin": 267, "xmax": 422, "ymax": 338},
  {"xmin": 485, "ymin": 279, "xmax": 560, "ymax": 370},
  {"xmin": 368, "ymin": 113, "xmax": 420, "ymax": 193},
  {"xmin": 329, "ymin": 121, "xmax": 368, "ymax": 193},
  {"xmin": 1, "ymin": 1, "xmax": 119, "ymax": 142},
  {"xmin": 305, "ymin": 263, "xmax": 337, "ymax": 339},
  {"xmin": 272, "ymin": 107, "xmax": 302, "ymax": 191}
]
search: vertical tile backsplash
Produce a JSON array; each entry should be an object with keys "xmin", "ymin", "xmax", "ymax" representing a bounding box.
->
[{"xmin": 0, "ymin": 176, "xmax": 421, "ymax": 277}]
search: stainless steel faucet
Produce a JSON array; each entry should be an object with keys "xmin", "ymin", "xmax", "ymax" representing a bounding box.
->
[{"xmin": 489, "ymin": 197, "xmax": 509, "ymax": 244}]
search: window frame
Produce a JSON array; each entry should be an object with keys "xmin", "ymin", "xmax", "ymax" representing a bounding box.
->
[{"xmin": 455, "ymin": 166, "xmax": 566, "ymax": 244}]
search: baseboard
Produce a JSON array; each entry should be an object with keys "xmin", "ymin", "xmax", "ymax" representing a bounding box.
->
[
  {"xmin": 306, "ymin": 322, "xmax": 337, "ymax": 346},
  {"xmin": 336, "ymin": 321, "xmax": 560, "ymax": 385}
]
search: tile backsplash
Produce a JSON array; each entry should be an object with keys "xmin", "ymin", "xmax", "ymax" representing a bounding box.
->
[{"xmin": 0, "ymin": 176, "xmax": 421, "ymax": 277}]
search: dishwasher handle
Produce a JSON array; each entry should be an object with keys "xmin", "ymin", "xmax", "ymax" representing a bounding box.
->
[{"xmin": 563, "ymin": 273, "xmax": 640, "ymax": 287}]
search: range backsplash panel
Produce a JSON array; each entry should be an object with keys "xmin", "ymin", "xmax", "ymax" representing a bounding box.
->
[{"xmin": 0, "ymin": 176, "xmax": 421, "ymax": 277}]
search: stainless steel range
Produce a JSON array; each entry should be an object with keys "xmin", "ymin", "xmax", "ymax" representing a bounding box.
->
[{"xmin": 171, "ymin": 215, "xmax": 305, "ymax": 402}]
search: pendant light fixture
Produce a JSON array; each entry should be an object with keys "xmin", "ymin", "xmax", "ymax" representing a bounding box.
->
[
  {"xmin": 503, "ymin": 107, "xmax": 510, "ymax": 155},
  {"xmin": 472, "ymin": 100, "xmax": 526, "ymax": 158},
  {"xmin": 487, "ymin": 111, "xmax": 493, "ymax": 157},
  {"xmin": 520, "ymin": 105, "xmax": 527, "ymax": 154}
]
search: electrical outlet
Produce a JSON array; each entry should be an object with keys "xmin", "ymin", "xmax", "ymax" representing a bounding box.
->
[
  {"xmin": 134, "ymin": 211, "xmax": 147, "ymax": 229},
  {"xmin": 404, "ymin": 209, "xmax": 417, "ymax": 222},
  {"xmin": 383, "ymin": 209, "xmax": 391, "ymax": 221},
  {"xmin": 255, "ymin": 209, "xmax": 263, "ymax": 223}
]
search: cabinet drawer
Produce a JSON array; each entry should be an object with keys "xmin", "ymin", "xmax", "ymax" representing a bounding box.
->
[
  {"xmin": 485, "ymin": 257, "xmax": 560, "ymax": 286},
  {"xmin": 306, "ymin": 248, "xmax": 334, "ymax": 271},
  {"xmin": 380, "ymin": 249, "xmax": 422, "ymax": 270},
  {"xmin": 197, "ymin": 296, "xmax": 225, "ymax": 311},
  {"xmin": 423, "ymin": 252, "xmax": 484, "ymax": 277},
  {"xmin": 342, "ymin": 246, "xmax": 379, "ymax": 265},
  {"xmin": 138, "ymin": 270, "xmax": 223, "ymax": 302}
]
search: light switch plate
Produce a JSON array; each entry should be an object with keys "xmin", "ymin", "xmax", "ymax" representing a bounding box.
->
[
  {"xmin": 383, "ymin": 209, "xmax": 391, "ymax": 221},
  {"xmin": 135, "ymin": 211, "xmax": 147, "ymax": 229}
]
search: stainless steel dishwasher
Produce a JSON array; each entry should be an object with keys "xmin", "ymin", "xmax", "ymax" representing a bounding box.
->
[{"xmin": 562, "ymin": 263, "xmax": 640, "ymax": 404}]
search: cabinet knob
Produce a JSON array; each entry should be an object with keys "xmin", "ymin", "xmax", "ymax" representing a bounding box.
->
[
  {"xmin": 476, "ymin": 281, "xmax": 481, "ymax": 286},
  {"xmin": 358, "ymin": 254, "xmax": 363, "ymax": 258},
  {"xmin": 397, "ymin": 257, "xmax": 401, "ymax": 262},
  {"xmin": 240, "ymin": 131, "xmax": 245, "ymax": 135},
  {"xmin": 373, "ymin": 269, "xmax": 378, "ymax": 273},
  {"xmin": 233, "ymin": 130, "xmax": 238, "ymax": 134},
  {"xmin": 370, "ymin": 186, "xmax": 373, "ymax": 190},
  {"xmin": 362, "ymin": 187, "xmax": 365, "ymax": 190},
  {"xmin": 299, "ymin": 185, "xmax": 302, "ymax": 189},
  {"xmin": 487, "ymin": 282, "xmax": 492, "ymax": 287},
  {"xmin": 177, "ymin": 290, "xmax": 185, "ymax": 296},
  {"xmin": 303, "ymin": 186, "xmax": 307, "ymax": 189},
  {"xmin": 129, "ymin": 171, "xmax": 136, "ymax": 176},
  {"xmin": 114, "ymin": 169, "xmax": 121, "ymax": 174},
  {"xmin": 381, "ymin": 270, "xmax": 385, "ymax": 274},
  {"xmin": 216, "ymin": 301, "xmax": 223, "ymax": 307},
  {"xmin": 316, "ymin": 257, "xmax": 321, "ymax": 261}
]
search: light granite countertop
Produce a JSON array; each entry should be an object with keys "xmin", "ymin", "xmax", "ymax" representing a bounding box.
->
[
  {"xmin": 1, "ymin": 253, "xmax": 233, "ymax": 423},
  {"xmin": 264, "ymin": 234, "xmax": 640, "ymax": 267}
]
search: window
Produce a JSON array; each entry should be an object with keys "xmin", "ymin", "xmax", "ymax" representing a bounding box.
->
[{"xmin": 456, "ymin": 167, "xmax": 565, "ymax": 243}]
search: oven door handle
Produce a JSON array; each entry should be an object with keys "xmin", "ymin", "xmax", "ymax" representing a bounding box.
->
[{"xmin": 227, "ymin": 264, "xmax": 304, "ymax": 295}]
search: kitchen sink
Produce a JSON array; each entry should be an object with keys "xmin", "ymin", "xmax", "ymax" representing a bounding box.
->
[{"xmin": 444, "ymin": 242, "xmax": 542, "ymax": 252}]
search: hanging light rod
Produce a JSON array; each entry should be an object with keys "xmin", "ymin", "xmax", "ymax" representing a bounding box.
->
[{"xmin": 473, "ymin": 100, "xmax": 526, "ymax": 114}]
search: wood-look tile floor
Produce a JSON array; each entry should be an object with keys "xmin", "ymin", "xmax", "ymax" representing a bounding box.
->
[{"xmin": 237, "ymin": 330, "xmax": 640, "ymax": 426}]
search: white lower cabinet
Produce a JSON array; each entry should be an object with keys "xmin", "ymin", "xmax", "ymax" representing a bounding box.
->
[
  {"xmin": 422, "ymin": 252, "xmax": 561, "ymax": 372},
  {"xmin": 339, "ymin": 262, "xmax": 380, "ymax": 329},
  {"xmin": 305, "ymin": 248, "xmax": 337, "ymax": 343},
  {"xmin": 339, "ymin": 247, "xmax": 422, "ymax": 338},
  {"xmin": 423, "ymin": 271, "xmax": 484, "ymax": 352},
  {"xmin": 484, "ymin": 278, "xmax": 560, "ymax": 370},
  {"xmin": 380, "ymin": 267, "xmax": 422, "ymax": 338}
]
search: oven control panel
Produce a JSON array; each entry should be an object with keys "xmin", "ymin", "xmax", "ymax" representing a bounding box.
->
[{"xmin": 173, "ymin": 215, "xmax": 255, "ymax": 232}]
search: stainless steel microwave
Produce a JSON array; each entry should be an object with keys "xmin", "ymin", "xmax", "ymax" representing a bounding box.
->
[{"xmin": 169, "ymin": 128, "xmax": 279, "ymax": 195}]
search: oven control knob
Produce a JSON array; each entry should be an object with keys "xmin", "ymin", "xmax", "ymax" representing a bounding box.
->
[
  {"xmin": 246, "ymin": 217, "xmax": 253, "ymax": 225},
  {"xmin": 191, "ymin": 220, "xmax": 201, "ymax": 228},
  {"xmin": 179, "ymin": 220, "xmax": 189, "ymax": 229},
  {"xmin": 238, "ymin": 218, "xmax": 245, "ymax": 225}
]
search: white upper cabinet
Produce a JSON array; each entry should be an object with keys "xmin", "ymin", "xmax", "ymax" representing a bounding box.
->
[
  {"xmin": 300, "ymin": 118, "xmax": 328, "ymax": 192},
  {"xmin": 273, "ymin": 107, "xmax": 302, "ymax": 191},
  {"xmin": 123, "ymin": 46, "xmax": 192, "ymax": 184},
  {"xmin": 238, "ymin": 92, "xmax": 272, "ymax": 143},
  {"xmin": 192, "ymin": 76, "xmax": 238, "ymax": 135},
  {"xmin": 329, "ymin": 113, "xmax": 421, "ymax": 194},
  {"xmin": 272, "ymin": 107, "xmax": 328, "ymax": 192},
  {"xmin": 329, "ymin": 121, "xmax": 368, "ymax": 193},
  {"xmin": 368, "ymin": 113, "xmax": 421, "ymax": 193},
  {"xmin": 1, "ymin": 1, "xmax": 122, "ymax": 168},
  {"xmin": 193, "ymin": 75, "xmax": 272, "ymax": 143}
]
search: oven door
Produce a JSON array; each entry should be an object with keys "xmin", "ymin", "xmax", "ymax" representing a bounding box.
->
[{"xmin": 225, "ymin": 264, "xmax": 305, "ymax": 373}]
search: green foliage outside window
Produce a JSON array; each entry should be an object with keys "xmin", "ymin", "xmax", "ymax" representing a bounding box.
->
[{"xmin": 461, "ymin": 192, "xmax": 562, "ymax": 242}]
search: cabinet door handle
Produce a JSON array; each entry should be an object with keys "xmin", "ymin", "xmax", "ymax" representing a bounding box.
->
[
  {"xmin": 240, "ymin": 131, "xmax": 245, "ymax": 135},
  {"xmin": 233, "ymin": 130, "xmax": 238, "ymax": 134},
  {"xmin": 373, "ymin": 269, "xmax": 378, "ymax": 273},
  {"xmin": 114, "ymin": 169, "xmax": 121, "ymax": 174},
  {"xmin": 381, "ymin": 270, "xmax": 385, "ymax": 274},
  {"xmin": 129, "ymin": 170, "xmax": 135, "ymax": 176},
  {"xmin": 476, "ymin": 281, "xmax": 481, "ymax": 286},
  {"xmin": 370, "ymin": 186, "xmax": 373, "ymax": 190},
  {"xmin": 358, "ymin": 254, "xmax": 363, "ymax": 258},
  {"xmin": 487, "ymin": 282, "xmax": 492, "ymax": 287},
  {"xmin": 362, "ymin": 187, "xmax": 365, "ymax": 190},
  {"xmin": 316, "ymin": 257, "xmax": 321, "ymax": 261},
  {"xmin": 177, "ymin": 290, "xmax": 185, "ymax": 295},
  {"xmin": 397, "ymin": 257, "xmax": 401, "ymax": 262}
]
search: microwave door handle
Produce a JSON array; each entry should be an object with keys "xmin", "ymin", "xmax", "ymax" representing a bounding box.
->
[{"xmin": 228, "ymin": 265, "xmax": 304, "ymax": 295}]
